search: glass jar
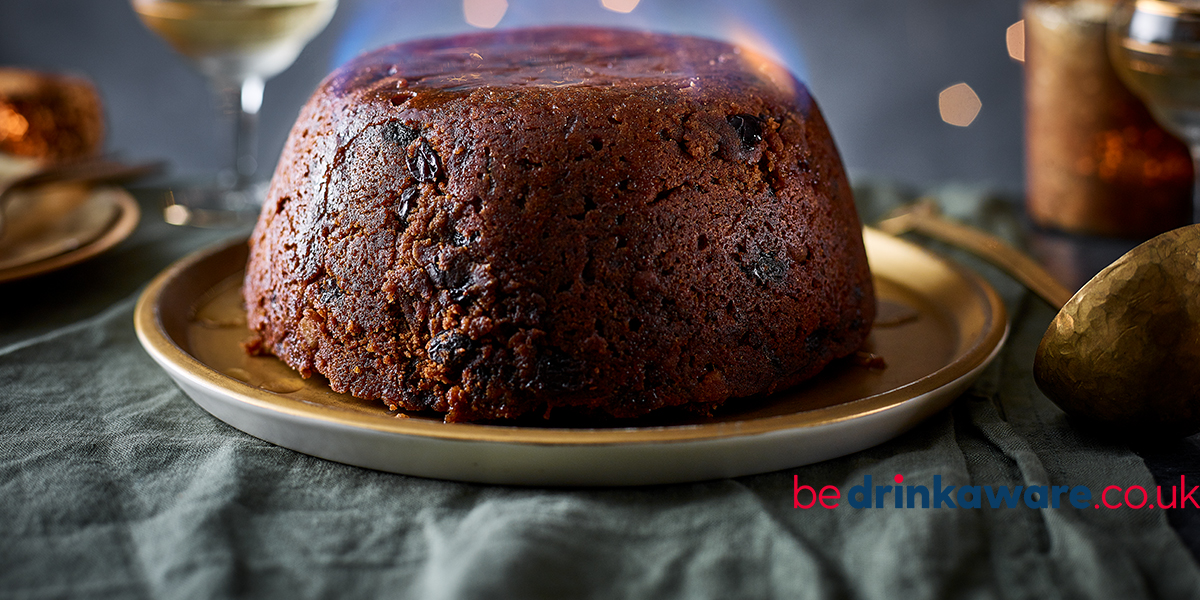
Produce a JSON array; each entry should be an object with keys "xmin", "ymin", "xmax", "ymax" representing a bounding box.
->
[{"xmin": 1024, "ymin": 0, "xmax": 1192, "ymax": 237}]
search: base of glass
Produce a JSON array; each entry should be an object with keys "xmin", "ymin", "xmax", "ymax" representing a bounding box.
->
[{"xmin": 160, "ymin": 178, "xmax": 267, "ymax": 228}]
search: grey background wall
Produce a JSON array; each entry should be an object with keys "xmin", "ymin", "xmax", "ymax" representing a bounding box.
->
[{"xmin": 0, "ymin": 0, "xmax": 1026, "ymax": 193}]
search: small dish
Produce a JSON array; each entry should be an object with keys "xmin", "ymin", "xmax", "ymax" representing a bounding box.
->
[{"xmin": 0, "ymin": 187, "xmax": 140, "ymax": 284}]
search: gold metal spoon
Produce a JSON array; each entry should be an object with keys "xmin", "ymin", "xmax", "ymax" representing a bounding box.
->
[
  {"xmin": 879, "ymin": 199, "xmax": 1200, "ymax": 436},
  {"xmin": 876, "ymin": 199, "xmax": 1073, "ymax": 308},
  {"xmin": 1033, "ymin": 226, "xmax": 1200, "ymax": 435}
]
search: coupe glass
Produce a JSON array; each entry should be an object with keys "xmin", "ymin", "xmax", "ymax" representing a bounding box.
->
[
  {"xmin": 132, "ymin": 0, "xmax": 337, "ymax": 226},
  {"xmin": 1110, "ymin": 0, "xmax": 1200, "ymax": 223}
]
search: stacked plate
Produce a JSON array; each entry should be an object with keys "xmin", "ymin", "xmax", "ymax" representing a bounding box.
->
[{"xmin": 0, "ymin": 156, "xmax": 140, "ymax": 283}]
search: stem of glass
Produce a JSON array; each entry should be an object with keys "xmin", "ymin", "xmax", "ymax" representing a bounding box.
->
[{"xmin": 232, "ymin": 75, "xmax": 263, "ymax": 191}]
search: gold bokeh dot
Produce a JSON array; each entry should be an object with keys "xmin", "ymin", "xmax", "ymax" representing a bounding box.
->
[
  {"xmin": 1007, "ymin": 20, "xmax": 1025, "ymax": 62},
  {"xmin": 463, "ymin": 0, "xmax": 507, "ymax": 29},
  {"xmin": 602, "ymin": 0, "xmax": 640, "ymax": 13},
  {"xmin": 163, "ymin": 204, "xmax": 191, "ymax": 226},
  {"xmin": 0, "ymin": 104, "xmax": 29, "ymax": 142},
  {"xmin": 939, "ymin": 83, "xmax": 982, "ymax": 127}
]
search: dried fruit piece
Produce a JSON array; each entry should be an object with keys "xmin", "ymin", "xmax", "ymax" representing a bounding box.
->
[
  {"xmin": 396, "ymin": 187, "xmax": 418, "ymax": 227},
  {"xmin": 425, "ymin": 258, "xmax": 470, "ymax": 291},
  {"xmin": 428, "ymin": 331, "xmax": 472, "ymax": 367},
  {"xmin": 727, "ymin": 114, "xmax": 764, "ymax": 149},
  {"xmin": 383, "ymin": 121, "xmax": 418, "ymax": 147},
  {"xmin": 740, "ymin": 249, "xmax": 788, "ymax": 284},
  {"xmin": 319, "ymin": 279, "xmax": 343, "ymax": 305},
  {"xmin": 409, "ymin": 138, "xmax": 441, "ymax": 182}
]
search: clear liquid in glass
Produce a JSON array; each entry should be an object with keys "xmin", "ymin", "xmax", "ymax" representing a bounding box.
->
[{"xmin": 133, "ymin": 0, "xmax": 337, "ymax": 81}]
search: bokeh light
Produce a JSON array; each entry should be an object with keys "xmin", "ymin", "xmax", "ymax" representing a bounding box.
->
[
  {"xmin": 0, "ymin": 104, "xmax": 29, "ymax": 142},
  {"xmin": 463, "ymin": 0, "xmax": 507, "ymax": 29},
  {"xmin": 1007, "ymin": 20, "xmax": 1025, "ymax": 62},
  {"xmin": 601, "ymin": 0, "xmax": 640, "ymax": 13},
  {"xmin": 163, "ymin": 202, "xmax": 190, "ymax": 226},
  {"xmin": 939, "ymin": 83, "xmax": 982, "ymax": 127}
]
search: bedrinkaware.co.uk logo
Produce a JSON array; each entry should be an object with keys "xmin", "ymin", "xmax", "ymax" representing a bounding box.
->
[{"xmin": 793, "ymin": 474, "xmax": 1200, "ymax": 510}]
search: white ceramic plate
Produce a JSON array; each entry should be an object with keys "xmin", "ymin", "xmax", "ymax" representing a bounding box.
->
[{"xmin": 135, "ymin": 228, "xmax": 1007, "ymax": 486}]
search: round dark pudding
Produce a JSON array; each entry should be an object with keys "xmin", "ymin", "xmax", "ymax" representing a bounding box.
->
[{"xmin": 243, "ymin": 27, "xmax": 874, "ymax": 422}]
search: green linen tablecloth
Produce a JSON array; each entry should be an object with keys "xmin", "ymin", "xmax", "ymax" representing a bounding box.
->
[{"xmin": 2, "ymin": 183, "xmax": 1198, "ymax": 599}]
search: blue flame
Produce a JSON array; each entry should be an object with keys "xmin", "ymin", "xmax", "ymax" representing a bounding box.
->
[{"xmin": 330, "ymin": 0, "xmax": 808, "ymax": 84}]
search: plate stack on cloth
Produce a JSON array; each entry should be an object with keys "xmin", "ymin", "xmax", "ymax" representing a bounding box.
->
[{"xmin": 0, "ymin": 68, "xmax": 138, "ymax": 283}]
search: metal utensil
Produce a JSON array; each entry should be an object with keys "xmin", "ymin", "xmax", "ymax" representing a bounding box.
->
[
  {"xmin": 879, "ymin": 199, "xmax": 1200, "ymax": 436},
  {"xmin": 877, "ymin": 199, "xmax": 1074, "ymax": 307},
  {"xmin": 1034, "ymin": 226, "xmax": 1200, "ymax": 436}
]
